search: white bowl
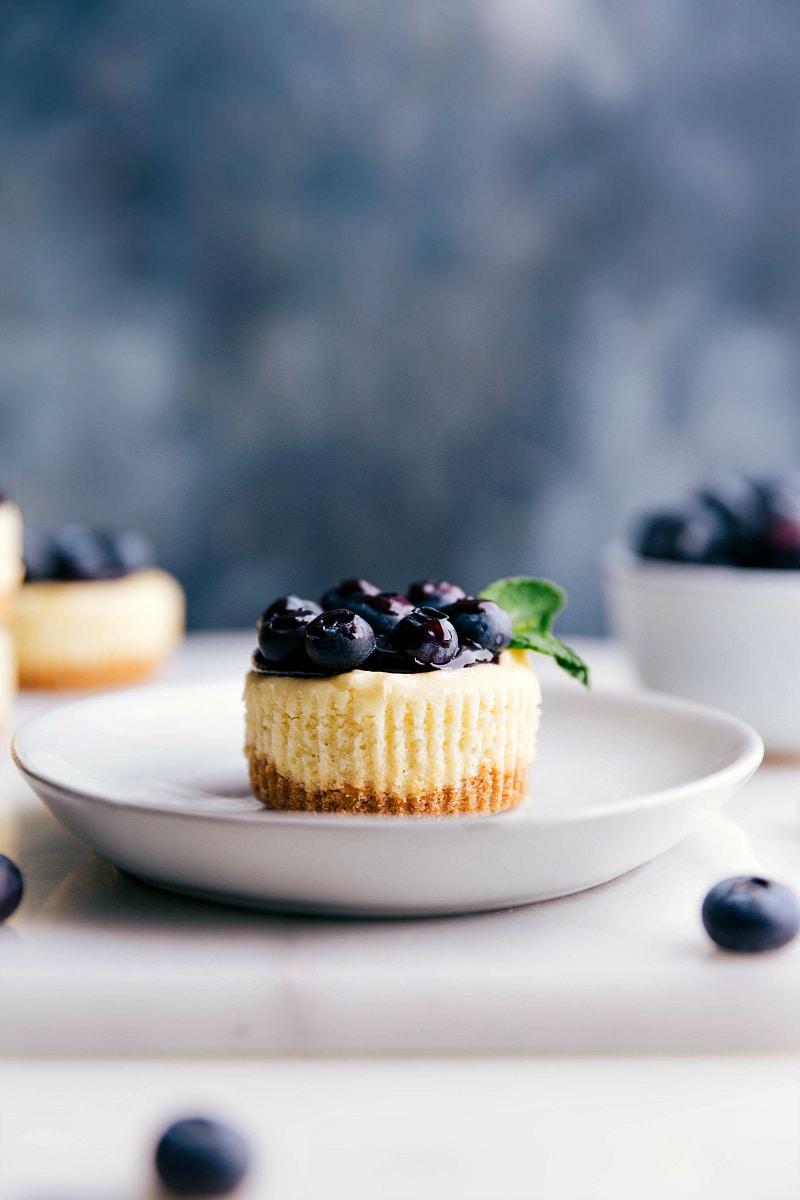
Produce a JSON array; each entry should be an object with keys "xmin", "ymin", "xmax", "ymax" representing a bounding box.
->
[{"xmin": 602, "ymin": 542, "xmax": 800, "ymax": 752}]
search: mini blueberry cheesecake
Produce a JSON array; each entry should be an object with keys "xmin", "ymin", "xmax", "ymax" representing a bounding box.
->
[
  {"xmin": 244, "ymin": 576, "xmax": 588, "ymax": 816},
  {"xmin": 11, "ymin": 525, "xmax": 185, "ymax": 689}
]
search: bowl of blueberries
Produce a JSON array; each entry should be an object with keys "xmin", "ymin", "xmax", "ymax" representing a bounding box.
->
[{"xmin": 603, "ymin": 470, "xmax": 800, "ymax": 752}]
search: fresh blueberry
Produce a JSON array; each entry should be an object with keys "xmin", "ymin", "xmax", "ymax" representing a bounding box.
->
[
  {"xmin": 320, "ymin": 577, "xmax": 381, "ymax": 610},
  {"xmin": 99, "ymin": 528, "xmax": 154, "ymax": 575},
  {"xmin": 635, "ymin": 506, "xmax": 733, "ymax": 565},
  {"xmin": 348, "ymin": 591, "xmax": 414, "ymax": 635},
  {"xmin": 445, "ymin": 597, "xmax": 513, "ymax": 652},
  {"xmin": 23, "ymin": 532, "xmax": 62, "ymax": 582},
  {"xmin": 257, "ymin": 594, "xmax": 322, "ymax": 629},
  {"xmin": 701, "ymin": 876, "xmax": 800, "ymax": 953},
  {"xmin": 257, "ymin": 608, "xmax": 318, "ymax": 663},
  {"xmin": 0, "ymin": 854, "xmax": 23, "ymax": 922},
  {"xmin": 305, "ymin": 609, "xmax": 376, "ymax": 673},
  {"xmin": 49, "ymin": 525, "xmax": 110, "ymax": 580},
  {"xmin": 696, "ymin": 473, "xmax": 770, "ymax": 563},
  {"xmin": 390, "ymin": 606, "xmax": 458, "ymax": 666},
  {"xmin": 155, "ymin": 1116, "xmax": 251, "ymax": 1196},
  {"xmin": 407, "ymin": 580, "xmax": 467, "ymax": 609}
]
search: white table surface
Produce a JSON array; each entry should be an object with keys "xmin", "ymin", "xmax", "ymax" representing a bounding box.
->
[
  {"xmin": 2, "ymin": 635, "xmax": 800, "ymax": 1200},
  {"xmin": 1, "ymin": 633, "xmax": 799, "ymax": 1057}
]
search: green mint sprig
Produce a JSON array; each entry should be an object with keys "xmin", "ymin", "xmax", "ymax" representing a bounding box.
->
[{"xmin": 479, "ymin": 576, "xmax": 590, "ymax": 686}]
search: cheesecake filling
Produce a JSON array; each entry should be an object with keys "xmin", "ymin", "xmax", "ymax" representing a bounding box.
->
[{"xmin": 244, "ymin": 650, "xmax": 541, "ymax": 813}]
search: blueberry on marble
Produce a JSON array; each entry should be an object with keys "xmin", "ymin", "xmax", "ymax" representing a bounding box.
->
[
  {"xmin": 257, "ymin": 608, "xmax": 318, "ymax": 663},
  {"xmin": 305, "ymin": 608, "xmax": 376, "ymax": 673},
  {"xmin": 320, "ymin": 577, "xmax": 381, "ymax": 610},
  {"xmin": 0, "ymin": 853, "xmax": 23, "ymax": 922},
  {"xmin": 407, "ymin": 579, "xmax": 466, "ymax": 609},
  {"xmin": 155, "ymin": 1116, "xmax": 251, "ymax": 1196},
  {"xmin": 390, "ymin": 606, "xmax": 458, "ymax": 666},
  {"xmin": 445, "ymin": 597, "xmax": 513, "ymax": 651},
  {"xmin": 701, "ymin": 876, "xmax": 800, "ymax": 953}
]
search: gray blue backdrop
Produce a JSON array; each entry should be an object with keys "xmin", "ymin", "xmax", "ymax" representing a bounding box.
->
[{"xmin": 1, "ymin": 0, "xmax": 799, "ymax": 630}]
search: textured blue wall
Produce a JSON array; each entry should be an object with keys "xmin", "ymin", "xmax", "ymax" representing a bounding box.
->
[{"xmin": 2, "ymin": 1, "xmax": 800, "ymax": 629}]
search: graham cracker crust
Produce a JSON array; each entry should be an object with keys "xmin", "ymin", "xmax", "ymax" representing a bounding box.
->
[
  {"xmin": 246, "ymin": 750, "xmax": 527, "ymax": 815},
  {"xmin": 18, "ymin": 655, "xmax": 167, "ymax": 690}
]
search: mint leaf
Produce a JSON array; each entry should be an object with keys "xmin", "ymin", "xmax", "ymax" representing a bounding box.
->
[
  {"xmin": 508, "ymin": 629, "xmax": 590, "ymax": 686},
  {"xmin": 480, "ymin": 576, "xmax": 590, "ymax": 686},
  {"xmin": 479, "ymin": 576, "xmax": 566, "ymax": 634}
]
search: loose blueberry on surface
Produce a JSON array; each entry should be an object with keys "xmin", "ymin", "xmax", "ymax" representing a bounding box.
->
[
  {"xmin": 305, "ymin": 608, "xmax": 376, "ymax": 673},
  {"xmin": 407, "ymin": 580, "xmax": 467, "ymax": 609},
  {"xmin": 155, "ymin": 1116, "xmax": 251, "ymax": 1196},
  {"xmin": 701, "ymin": 876, "xmax": 800, "ymax": 953},
  {"xmin": 349, "ymin": 591, "xmax": 414, "ymax": 635},
  {"xmin": 258, "ymin": 594, "xmax": 322, "ymax": 629},
  {"xmin": 257, "ymin": 608, "xmax": 318, "ymax": 663},
  {"xmin": 0, "ymin": 853, "xmax": 23, "ymax": 922},
  {"xmin": 320, "ymin": 578, "xmax": 380, "ymax": 610},
  {"xmin": 390, "ymin": 607, "xmax": 458, "ymax": 666},
  {"xmin": 445, "ymin": 597, "xmax": 513, "ymax": 651}
]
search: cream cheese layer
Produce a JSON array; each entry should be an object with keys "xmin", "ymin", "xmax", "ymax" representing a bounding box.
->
[{"xmin": 244, "ymin": 649, "xmax": 541, "ymax": 795}]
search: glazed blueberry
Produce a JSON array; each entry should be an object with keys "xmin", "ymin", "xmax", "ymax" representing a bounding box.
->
[
  {"xmin": 445, "ymin": 597, "xmax": 513, "ymax": 652},
  {"xmin": 257, "ymin": 608, "xmax": 318, "ymax": 663},
  {"xmin": 701, "ymin": 876, "xmax": 800, "ymax": 953},
  {"xmin": 305, "ymin": 608, "xmax": 376, "ymax": 673},
  {"xmin": 390, "ymin": 606, "xmax": 458, "ymax": 666},
  {"xmin": 155, "ymin": 1116, "xmax": 251, "ymax": 1196},
  {"xmin": 407, "ymin": 579, "xmax": 467, "ymax": 609},
  {"xmin": 258, "ymin": 594, "xmax": 322, "ymax": 629},
  {"xmin": 320, "ymin": 577, "xmax": 381, "ymax": 611},
  {"xmin": 0, "ymin": 854, "xmax": 23, "ymax": 922},
  {"xmin": 349, "ymin": 591, "xmax": 414, "ymax": 635}
]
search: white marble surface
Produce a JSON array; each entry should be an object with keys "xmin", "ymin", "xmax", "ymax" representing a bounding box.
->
[
  {"xmin": 2, "ymin": 1056, "xmax": 799, "ymax": 1200},
  {"xmin": 1, "ymin": 634, "xmax": 799, "ymax": 1055}
]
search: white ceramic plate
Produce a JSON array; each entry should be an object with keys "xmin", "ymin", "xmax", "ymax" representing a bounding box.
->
[{"xmin": 12, "ymin": 678, "xmax": 763, "ymax": 917}]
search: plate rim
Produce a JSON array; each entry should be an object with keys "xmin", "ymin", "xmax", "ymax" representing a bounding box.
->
[{"xmin": 11, "ymin": 677, "xmax": 764, "ymax": 831}]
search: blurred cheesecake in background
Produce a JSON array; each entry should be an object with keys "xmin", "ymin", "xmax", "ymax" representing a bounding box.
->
[
  {"xmin": 0, "ymin": 495, "xmax": 24, "ymax": 622},
  {"xmin": 11, "ymin": 525, "xmax": 185, "ymax": 689},
  {"xmin": 0, "ymin": 495, "xmax": 24, "ymax": 724}
]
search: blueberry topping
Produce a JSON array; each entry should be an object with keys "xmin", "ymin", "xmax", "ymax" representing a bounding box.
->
[
  {"xmin": 252, "ymin": 582, "xmax": 514, "ymax": 676},
  {"xmin": 258, "ymin": 594, "xmax": 322, "ymax": 629},
  {"xmin": 349, "ymin": 591, "xmax": 414, "ymax": 635},
  {"xmin": 407, "ymin": 579, "xmax": 467, "ymax": 609},
  {"xmin": 390, "ymin": 606, "xmax": 458, "ymax": 666},
  {"xmin": 305, "ymin": 608, "xmax": 376, "ymax": 673},
  {"xmin": 701, "ymin": 876, "xmax": 800, "ymax": 953},
  {"xmin": 320, "ymin": 578, "xmax": 380, "ymax": 610},
  {"xmin": 0, "ymin": 854, "xmax": 23, "ymax": 922},
  {"xmin": 155, "ymin": 1116, "xmax": 251, "ymax": 1196},
  {"xmin": 257, "ymin": 608, "xmax": 318, "ymax": 663},
  {"xmin": 24, "ymin": 525, "xmax": 153, "ymax": 581},
  {"xmin": 445, "ymin": 597, "xmax": 513, "ymax": 651}
]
